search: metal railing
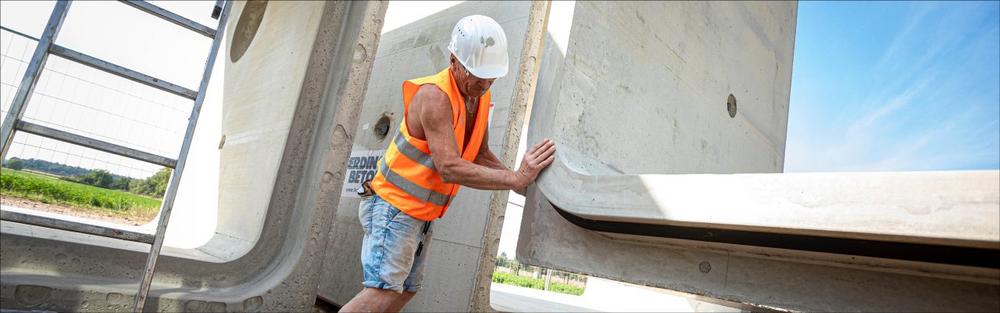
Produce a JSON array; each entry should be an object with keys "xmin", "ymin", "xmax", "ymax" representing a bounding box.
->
[{"xmin": 0, "ymin": 1, "xmax": 231, "ymax": 311}]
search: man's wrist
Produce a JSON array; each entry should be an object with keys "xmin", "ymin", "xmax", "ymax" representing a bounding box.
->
[{"xmin": 510, "ymin": 170, "xmax": 528, "ymax": 190}]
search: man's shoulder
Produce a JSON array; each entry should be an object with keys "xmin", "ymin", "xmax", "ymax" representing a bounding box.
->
[
  {"xmin": 414, "ymin": 84, "xmax": 448, "ymax": 102},
  {"xmin": 413, "ymin": 84, "xmax": 449, "ymax": 104}
]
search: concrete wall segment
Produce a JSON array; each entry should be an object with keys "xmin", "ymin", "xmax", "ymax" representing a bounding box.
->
[
  {"xmin": 537, "ymin": 1, "xmax": 792, "ymax": 176},
  {"xmin": 519, "ymin": 186, "xmax": 1000, "ymax": 312},
  {"xmin": 213, "ymin": 0, "xmax": 327, "ymax": 261},
  {"xmin": 517, "ymin": 1, "xmax": 999, "ymax": 311},
  {"xmin": 469, "ymin": 2, "xmax": 551, "ymax": 311},
  {"xmin": 1, "ymin": 1, "xmax": 387, "ymax": 311}
]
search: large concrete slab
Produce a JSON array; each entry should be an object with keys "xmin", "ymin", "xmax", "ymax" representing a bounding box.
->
[
  {"xmin": 317, "ymin": 2, "xmax": 533, "ymax": 312},
  {"xmin": 528, "ymin": 1, "xmax": 793, "ymax": 176},
  {"xmin": 520, "ymin": 187, "xmax": 1000, "ymax": 312},
  {"xmin": 2, "ymin": 2, "xmax": 386, "ymax": 311},
  {"xmin": 517, "ymin": 1, "xmax": 999, "ymax": 311}
]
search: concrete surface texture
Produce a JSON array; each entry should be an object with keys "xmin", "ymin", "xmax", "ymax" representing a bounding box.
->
[
  {"xmin": 317, "ymin": 2, "xmax": 534, "ymax": 311},
  {"xmin": 1, "ymin": 1, "xmax": 386, "ymax": 311},
  {"xmin": 529, "ymin": 1, "xmax": 793, "ymax": 176},
  {"xmin": 518, "ymin": 1, "xmax": 999, "ymax": 311},
  {"xmin": 520, "ymin": 187, "xmax": 1000, "ymax": 312}
]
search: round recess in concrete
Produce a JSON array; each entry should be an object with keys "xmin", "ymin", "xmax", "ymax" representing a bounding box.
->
[
  {"xmin": 727, "ymin": 94, "xmax": 737, "ymax": 118},
  {"xmin": 374, "ymin": 114, "xmax": 391, "ymax": 141},
  {"xmin": 699, "ymin": 261, "xmax": 712, "ymax": 273},
  {"xmin": 231, "ymin": 1, "xmax": 268, "ymax": 63}
]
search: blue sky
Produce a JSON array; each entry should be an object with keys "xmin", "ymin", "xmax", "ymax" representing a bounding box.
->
[{"xmin": 785, "ymin": 1, "xmax": 1000, "ymax": 172}]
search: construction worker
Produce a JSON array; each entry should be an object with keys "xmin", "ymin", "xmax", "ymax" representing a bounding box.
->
[{"xmin": 340, "ymin": 15, "xmax": 556, "ymax": 312}]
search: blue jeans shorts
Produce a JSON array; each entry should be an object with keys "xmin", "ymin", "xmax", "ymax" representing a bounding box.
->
[{"xmin": 359, "ymin": 195, "xmax": 434, "ymax": 293}]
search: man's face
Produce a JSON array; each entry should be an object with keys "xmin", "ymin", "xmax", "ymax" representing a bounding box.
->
[{"xmin": 451, "ymin": 56, "xmax": 495, "ymax": 98}]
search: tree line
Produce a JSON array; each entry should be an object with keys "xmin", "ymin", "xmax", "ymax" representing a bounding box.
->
[{"xmin": 3, "ymin": 157, "xmax": 170, "ymax": 198}]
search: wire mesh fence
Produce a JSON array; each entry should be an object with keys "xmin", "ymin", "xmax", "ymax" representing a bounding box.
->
[{"xmin": 2, "ymin": 27, "xmax": 190, "ymax": 180}]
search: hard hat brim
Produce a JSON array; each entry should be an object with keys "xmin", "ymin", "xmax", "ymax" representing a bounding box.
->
[{"xmin": 468, "ymin": 64, "xmax": 508, "ymax": 79}]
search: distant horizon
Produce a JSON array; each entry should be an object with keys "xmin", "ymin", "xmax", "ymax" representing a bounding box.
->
[{"xmin": 2, "ymin": 156, "xmax": 164, "ymax": 180}]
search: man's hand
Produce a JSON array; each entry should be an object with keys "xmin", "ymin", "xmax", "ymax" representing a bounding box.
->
[{"xmin": 515, "ymin": 138, "xmax": 556, "ymax": 193}]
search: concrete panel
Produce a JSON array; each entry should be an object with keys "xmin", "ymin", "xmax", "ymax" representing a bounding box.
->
[
  {"xmin": 317, "ymin": 2, "xmax": 533, "ymax": 311},
  {"xmin": 215, "ymin": 0, "xmax": 326, "ymax": 255},
  {"xmin": 1, "ymin": 1, "xmax": 387, "ymax": 311},
  {"xmin": 519, "ymin": 191, "xmax": 1000, "ymax": 312},
  {"xmin": 529, "ymin": 1, "xmax": 793, "ymax": 176},
  {"xmin": 404, "ymin": 240, "xmax": 482, "ymax": 310},
  {"xmin": 517, "ymin": 1, "xmax": 1000, "ymax": 311}
]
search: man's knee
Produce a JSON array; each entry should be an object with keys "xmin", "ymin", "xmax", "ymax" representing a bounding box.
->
[
  {"xmin": 368, "ymin": 288, "xmax": 412, "ymax": 303},
  {"xmin": 342, "ymin": 288, "xmax": 404, "ymax": 312},
  {"xmin": 385, "ymin": 291, "xmax": 417, "ymax": 312},
  {"xmin": 394, "ymin": 291, "xmax": 416, "ymax": 305}
]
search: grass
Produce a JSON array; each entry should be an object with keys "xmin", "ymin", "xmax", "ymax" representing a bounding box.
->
[
  {"xmin": 492, "ymin": 271, "xmax": 585, "ymax": 296},
  {"xmin": 0, "ymin": 168, "xmax": 160, "ymax": 220}
]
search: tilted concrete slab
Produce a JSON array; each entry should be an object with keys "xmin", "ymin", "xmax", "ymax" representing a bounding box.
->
[
  {"xmin": 518, "ymin": 1, "xmax": 999, "ymax": 311},
  {"xmin": 1, "ymin": 1, "xmax": 386, "ymax": 311}
]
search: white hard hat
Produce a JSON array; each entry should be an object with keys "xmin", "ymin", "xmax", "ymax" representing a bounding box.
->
[{"xmin": 448, "ymin": 15, "xmax": 509, "ymax": 79}]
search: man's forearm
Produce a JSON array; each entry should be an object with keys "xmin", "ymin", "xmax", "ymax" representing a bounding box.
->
[
  {"xmin": 440, "ymin": 159, "xmax": 522, "ymax": 190},
  {"xmin": 472, "ymin": 144, "xmax": 529, "ymax": 194},
  {"xmin": 474, "ymin": 149, "xmax": 508, "ymax": 171}
]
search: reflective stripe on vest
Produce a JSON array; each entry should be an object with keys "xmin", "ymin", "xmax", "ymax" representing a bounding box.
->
[
  {"xmin": 370, "ymin": 68, "xmax": 492, "ymax": 221},
  {"xmin": 393, "ymin": 133, "xmax": 434, "ymax": 169},
  {"xmin": 377, "ymin": 158, "xmax": 450, "ymax": 207}
]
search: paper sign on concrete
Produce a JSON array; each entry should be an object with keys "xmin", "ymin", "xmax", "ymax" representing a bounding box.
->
[{"xmin": 342, "ymin": 149, "xmax": 385, "ymax": 198}]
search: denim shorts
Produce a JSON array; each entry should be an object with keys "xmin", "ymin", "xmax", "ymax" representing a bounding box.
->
[{"xmin": 359, "ymin": 195, "xmax": 434, "ymax": 293}]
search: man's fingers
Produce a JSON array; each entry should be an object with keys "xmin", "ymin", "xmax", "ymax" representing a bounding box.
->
[
  {"xmin": 531, "ymin": 142, "xmax": 552, "ymax": 158},
  {"xmin": 541, "ymin": 141, "xmax": 555, "ymax": 154},
  {"xmin": 531, "ymin": 139, "xmax": 552, "ymax": 153},
  {"xmin": 543, "ymin": 139, "xmax": 555, "ymax": 152},
  {"xmin": 541, "ymin": 154, "xmax": 555, "ymax": 167},
  {"xmin": 538, "ymin": 143, "xmax": 555, "ymax": 160},
  {"xmin": 529, "ymin": 139, "xmax": 546, "ymax": 153},
  {"xmin": 525, "ymin": 146, "xmax": 539, "ymax": 159},
  {"xmin": 522, "ymin": 139, "xmax": 554, "ymax": 169},
  {"xmin": 532, "ymin": 145, "xmax": 545, "ymax": 158}
]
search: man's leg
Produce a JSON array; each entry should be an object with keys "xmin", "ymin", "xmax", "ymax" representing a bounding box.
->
[
  {"xmin": 346, "ymin": 195, "xmax": 426, "ymax": 312},
  {"xmin": 387, "ymin": 291, "xmax": 417, "ymax": 312},
  {"xmin": 340, "ymin": 288, "xmax": 402, "ymax": 312},
  {"xmin": 388, "ymin": 221, "xmax": 432, "ymax": 311}
]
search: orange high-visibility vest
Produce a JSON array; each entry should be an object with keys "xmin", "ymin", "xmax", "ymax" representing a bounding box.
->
[{"xmin": 371, "ymin": 68, "xmax": 491, "ymax": 221}]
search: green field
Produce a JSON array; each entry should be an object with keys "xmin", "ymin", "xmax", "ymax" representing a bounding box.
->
[
  {"xmin": 492, "ymin": 271, "xmax": 585, "ymax": 296},
  {"xmin": 0, "ymin": 168, "xmax": 161, "ymax": 220}
]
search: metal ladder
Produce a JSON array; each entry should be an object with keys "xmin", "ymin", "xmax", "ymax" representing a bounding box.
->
[{"xmin": 0, "ymin": 1, "xmax": 231, "ymax": 311}]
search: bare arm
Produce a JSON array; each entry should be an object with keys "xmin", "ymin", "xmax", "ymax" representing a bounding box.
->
[
  {"xmin": 418, "ymin": 86, "xmax": 520, "ymax": 190},
  {"xmin": 473, "ymin": 131, "xmax": 530, "ymax": 195},
  {"xmin": 473, "ymin": 130, "xmax": 507, "ymax": 170},
  {"xmin": 417, "ymin": 85, "xmax": 554, "ymax": 191}
]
